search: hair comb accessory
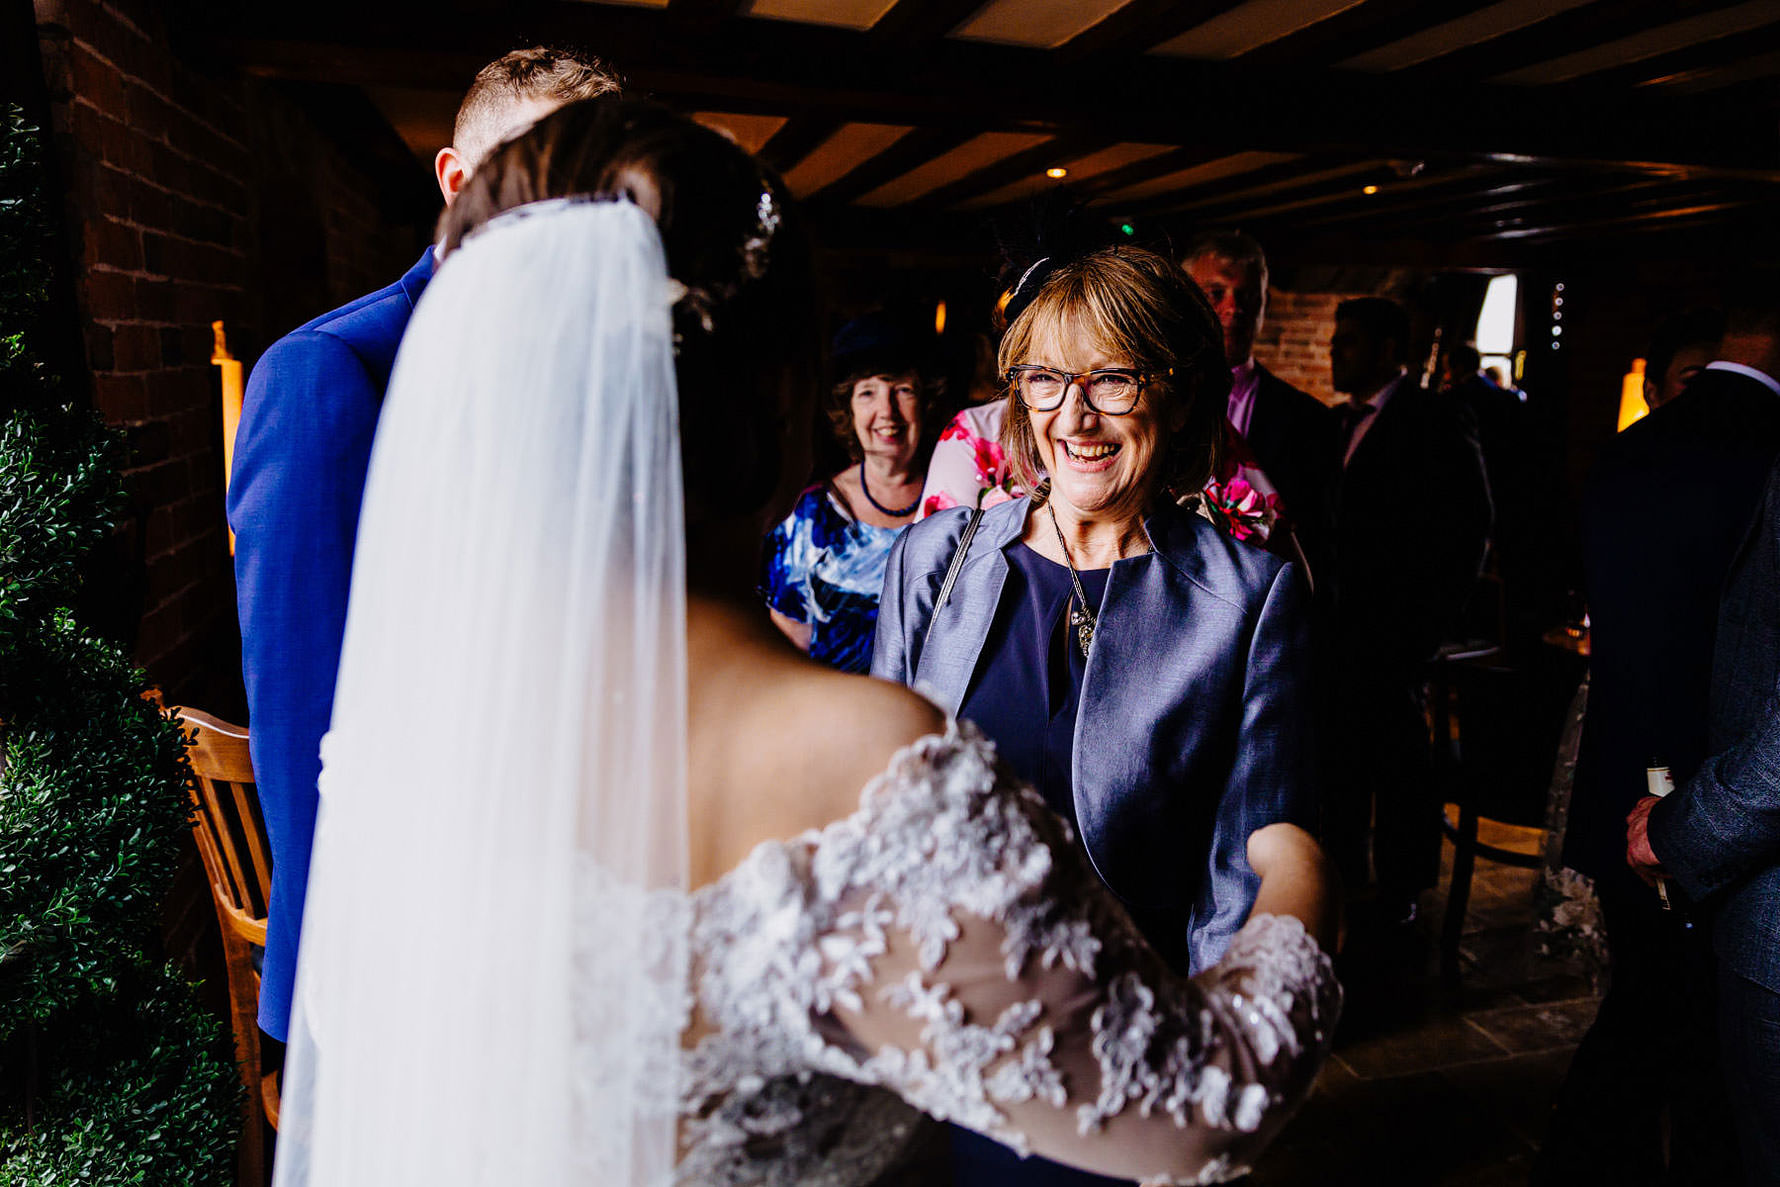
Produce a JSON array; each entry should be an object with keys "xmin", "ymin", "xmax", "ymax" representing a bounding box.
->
[{"xmin": 741, "ymin": 180, "xmax": 781, "ymax": 281}]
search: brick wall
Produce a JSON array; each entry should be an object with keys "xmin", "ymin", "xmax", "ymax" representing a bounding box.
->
[
  {"xmin": 1253, "ymin": 287, "xmax": 1371, "ymax": 404},
  {"xmin": 32, "ymin": 0, "xmax": 430, "ymax": 708}
]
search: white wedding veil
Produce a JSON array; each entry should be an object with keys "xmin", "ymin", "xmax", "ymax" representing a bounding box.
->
[{"xmin": 272, "ymin": 198, "xmax": 689, "ymax": 1186}]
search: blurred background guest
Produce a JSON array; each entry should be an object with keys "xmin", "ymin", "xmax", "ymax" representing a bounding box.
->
[
  {"xmin": 1182, "ymin": 230, "xmax": 1338, "ymax": 583},
  {"xmin": 1540, "ymin": 274, "xmax": 1780, "ymax": 1184},
  {"xmin": 1440, "ymin": 340, "xmax": 1534, "ymax": 647},
  {"xmin": 875, "ymin": 245, "xmax": 1324, "ymax": 1187},
  {"xmin": 761, "ymin": 313, "xmax": 942, "ymax": 672},
  {"xmin": 1327, "ymin": 297, "xmax": 1492, "ymax": 927},
  {"xmin": 1644, "ymin": 307, "xmax": 1726, "ymax": 412}
]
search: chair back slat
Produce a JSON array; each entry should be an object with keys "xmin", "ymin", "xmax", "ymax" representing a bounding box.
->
[
  {"xmin": 229, "ymin": 779, "xmax": 273, "ymax": 912},
  {"xmin": 165, "ymin": 704, "xmax": 280, "ymax": 1160},
  {"xmin": 198, "ymin": 776, "xmax": 258, "ymax": 917},
  {"xmin": 172, "ymin": 706, "xmax": 270, "ymax": 922}
]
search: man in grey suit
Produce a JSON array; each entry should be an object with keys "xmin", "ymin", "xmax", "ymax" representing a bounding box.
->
[{"xmin": 1629, "ymin": 455, "xmax": 1780, "ymax": 1184}]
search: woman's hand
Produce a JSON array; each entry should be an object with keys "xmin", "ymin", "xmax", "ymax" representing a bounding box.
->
[
  {"xmin": 1247, "ymin": 822, "xmax": 1340, "ymax": 953},
  {"xmin": 768, "ymin": 607, "xmax": 812, "ymax": 652}
]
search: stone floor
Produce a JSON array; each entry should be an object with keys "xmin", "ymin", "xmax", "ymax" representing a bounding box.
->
[{"xmin": 1249, "ymin": 816, "xmax": 1601, "ymax": 1187}]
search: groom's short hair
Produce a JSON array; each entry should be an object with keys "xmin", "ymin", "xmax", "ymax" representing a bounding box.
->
[{"xmin": 453, "ymin": 48, "xmax": 622, "ymax": 165}]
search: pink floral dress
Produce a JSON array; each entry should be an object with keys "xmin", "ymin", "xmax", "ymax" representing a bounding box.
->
[{"xmin": 916, "ymin": 402, "xmax": 1306, "ymax": 571}]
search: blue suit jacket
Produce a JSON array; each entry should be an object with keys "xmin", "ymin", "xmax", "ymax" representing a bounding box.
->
[
  {"xmin": 872, "ymin": 497, "xmax": 1316, "ymax": 972},
  {"xmin": 1651, "ymin": 456, "xmax": 1780, "ymax": 994},
  {"xmin": 227, "ymin": 247, "xmax": 435, "ymax": 1040}
]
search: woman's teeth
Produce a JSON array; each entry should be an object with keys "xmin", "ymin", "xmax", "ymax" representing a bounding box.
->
[{"xmin": 1063, "ymin": 440, "xmax": 1119, "ymax": 461}]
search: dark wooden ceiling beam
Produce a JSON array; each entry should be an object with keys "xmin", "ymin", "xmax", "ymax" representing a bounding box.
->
[
  {"xmin": 1482, "ymin": 195, "xmax": 1774, "ymax": 243},
  {"xmin": 1207, "ymin": 163, "xmax": 1506, "ymax": 226},
  {"xmin": 916, "ymin": 126, "xmax": 1112, "ymax": 209},
  {"xmin": 1062, "ymin": 146, "xmax": 1238, "ymax": 200},
  {"xmin": 1394, "ymin": 0, "xmax": 1758, "ymax": 82},
  {"xmin": 1411, "ymin": 178, "xmax": 1695, "ymax": 234},
  {"xmin": 664, "ymin": 0, "xmax": 748, "ymax": 22},
  {"xmin": 870, "ymin": 0, "xmax": 993, "ymax": 44},
  {"xmin": 1055, "ymin": 0, "xmax": 1248, "ymax": 63},
  {"xmin": 757, "ymin": 116, "xmax": 846, "ymax": 174},
  {"xmin": 808, "ymin": 125, "xmax": 980, "ymax": 205},
  {"xmin": 1231, "ymin": 0, "xmax": 1499, "ymax": 70},
  {"xmin": 1114, "ymin": 155, "xmax": 1385, "ymax": 219},
  {"xmin": 1295, "ymin": 175, "xmax": 1562, "ymax": 228},
  {"xmin": 190, "ymin": 1, "xmax": 1780, "ymax": 174},
  {"xmin": 1573, "ymin": 19, "xmax": 1780, "ymax": 91},
  {"xmin": 1449, "ymin": 178, "xmax": 1752, "ymax": 231}
]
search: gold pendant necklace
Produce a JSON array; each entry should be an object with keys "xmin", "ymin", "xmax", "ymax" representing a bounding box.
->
[{"xmin": 1048, "ymin": 505, "xmax": 1096, "ymax": 660}]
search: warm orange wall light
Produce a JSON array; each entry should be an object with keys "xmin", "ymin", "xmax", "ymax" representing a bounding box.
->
[
  {"xmin": 1618, "ymin": 358, "xmax": 1649, "ymax": 432},
  {"xmin": 212, "ymin": 320, "xmax": 243, "ymax": 551}
]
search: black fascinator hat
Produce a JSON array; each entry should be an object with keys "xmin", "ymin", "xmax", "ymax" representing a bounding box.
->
[{"xmin": 996, "ymin": 192, "xmax": 1121, "ymax": 329}]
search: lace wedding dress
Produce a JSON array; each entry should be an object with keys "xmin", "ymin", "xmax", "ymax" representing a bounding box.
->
[{"xmin": 680, "ymin": 724, "xmax": 1341, "ymax": 1186}]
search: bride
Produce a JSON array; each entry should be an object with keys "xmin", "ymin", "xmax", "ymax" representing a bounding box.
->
[{"xmin": 272, "ymin": 98, "xmax": 1341, "ymax": 1187}]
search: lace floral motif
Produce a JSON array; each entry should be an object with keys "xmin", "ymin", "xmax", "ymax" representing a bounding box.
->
[{"xmin": 678, "ymin": 724, "xmax": 1341, "ymax": 1186}]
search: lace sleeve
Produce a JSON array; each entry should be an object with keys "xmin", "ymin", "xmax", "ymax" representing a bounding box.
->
[{"xmin": 806, "ymin": 725, "xmax": 1340, "ymax": 1185}]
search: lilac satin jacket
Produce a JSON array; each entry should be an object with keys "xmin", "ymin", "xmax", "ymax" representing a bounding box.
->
[{"xmin": 871, "ymin": 496, "xmax": 1317, "ymax": 973}]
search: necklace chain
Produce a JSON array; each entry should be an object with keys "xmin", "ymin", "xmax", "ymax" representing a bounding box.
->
[
  {"xmin": 859, "ymin": 460, "xmax": 919, "ymax": 518},
  {"xmin": 1048, "ymin": 505, "xmax": 1096, "ymax": 660}
]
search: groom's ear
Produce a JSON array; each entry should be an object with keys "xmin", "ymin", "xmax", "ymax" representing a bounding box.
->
[{"xmin": 435, "ymin": 146, "xmax": 470, "ymax": 209}]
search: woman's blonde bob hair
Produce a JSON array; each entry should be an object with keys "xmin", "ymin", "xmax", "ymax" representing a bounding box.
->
[{"xmin": 997, "ymin": 246, "xmax": 1229, "ymax": 501}]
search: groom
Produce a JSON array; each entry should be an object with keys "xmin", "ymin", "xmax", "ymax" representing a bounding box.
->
[{"xmin": 229, "ymin": 47, "xmax": 619, "ymax": 1045}]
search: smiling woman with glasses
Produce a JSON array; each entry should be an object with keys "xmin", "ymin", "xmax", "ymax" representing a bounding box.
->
[{"xmin": 873, "ymin": 244, "xmax": 1337, "ymax": 1187}]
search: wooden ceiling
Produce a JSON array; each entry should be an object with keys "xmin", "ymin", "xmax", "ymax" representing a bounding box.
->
[{"xmin": 192, "ymin": 0, "xmax": 1780, "ymax": 261}]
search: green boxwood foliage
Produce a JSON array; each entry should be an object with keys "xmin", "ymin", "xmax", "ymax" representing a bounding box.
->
[{"xmin": 0, "ymin": 103, "xmax": 238, "ymax": 1185}]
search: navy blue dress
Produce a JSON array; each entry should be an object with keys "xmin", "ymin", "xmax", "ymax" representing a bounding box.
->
[{"xmin": 955, "ymin": 544, "xmax": 1131, "ymax": 1187}]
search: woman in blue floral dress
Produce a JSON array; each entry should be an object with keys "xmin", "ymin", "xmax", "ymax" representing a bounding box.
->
[{"xmin": 761, "ymin": 316, "xmax": 943, "ymax": 672}]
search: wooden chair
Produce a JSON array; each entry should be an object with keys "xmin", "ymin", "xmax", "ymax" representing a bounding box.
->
[{"xmin": 171, "ymin": 706, "xmax": 280, "ymax": 1185}]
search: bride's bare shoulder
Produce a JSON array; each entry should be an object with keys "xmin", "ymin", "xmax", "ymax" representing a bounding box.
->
[
  {"xmin": 806, "ymin": 668, "xmax": 948, "ymax": 790},
  {"xmin": 689, "ymin": 660, "xmax": 948, "ymax": 882}
]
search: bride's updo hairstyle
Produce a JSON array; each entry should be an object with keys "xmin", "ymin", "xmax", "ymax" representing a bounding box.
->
[
  {"xmin": 439, "ymin": 98, "xmax": 816, "ymax": 520},
  {"xmin": 997, "ymin": 246, "xmax": 1228, "ymax": 505}
]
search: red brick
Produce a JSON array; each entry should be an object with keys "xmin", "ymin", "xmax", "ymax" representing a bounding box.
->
[
  {"xmin": 184, "ymin": 157, "xmax": 248, "ymax": 210},
  {"xmin": 171, "ymin": 493, "xmax": 222, "ymax": 546},
  {"xmin": 84, "ymin": 323, "xmax": 114, "ymax": 370},
  {"xmin": 165, "ymin": 405, "xmax": 209, "ymax": 455},
  {"xmin": 82, "ymin": 266, "xmax": 135, "ymax": 315},
  {"xmin": 143, "ymin": 367, "xmax": 202, "ymax": 417},
  {"xmin": 131, "ymin": 276, "xmax": 173, "ymax": 322},
  {"xmin": 145, "ymin": 139, "xmax": 192, "ymax": 195},
  {"xmin": 126, "ymin": 455, "xmax": 190, "ymax": 507},
  {"xmin": 84, "ymin": 215, "xmax": 141, "ymax": 269},
  {"xmin": 86, "ymin": 158, "xmax": 125, "ymax": 215},
  {"xmin": 173, "ymin": 282, "xmax": 219, "ymax": 324},
  {"xmin": 142, "ymin": 503, "xmax": 174, "ymax": 555},
  {"xmin": 111, "ymin": 323, "xmax": 160, "ymax": 371},
  {"xmin": 161, "ymin": 100, "xmax": 244, "ymax": 169},
  {"xmin": 68, "ymin": 40, "xmax": 128, "ymax": 119},
  {"xmin": 133, "ymin": 600, "xmax": 180, "ymax": 672},
  {"xmin": 93, "ymin": 372, "xmax": 147, "ymax": 421},
  {"xmin": 126, "ymin": 174, "xmax": 170, "ymax": 227},
  {"xmin": 180, "ymin": 324, "xmax": 215, "ymax": 363}
]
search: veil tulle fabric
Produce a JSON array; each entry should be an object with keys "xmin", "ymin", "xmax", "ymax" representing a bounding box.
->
[{"xmin": 272, "ymin": 199, "xmax": 689, "ymax": 1186}]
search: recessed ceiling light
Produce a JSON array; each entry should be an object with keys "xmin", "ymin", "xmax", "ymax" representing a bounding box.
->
[
  {"xmin": 1046, "ymin": 167, "xmax": 1068, "ymax": 179},
  {"xmin": 1362, "ymin": 184, "xmax": 1380, "ymax": 195}
]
